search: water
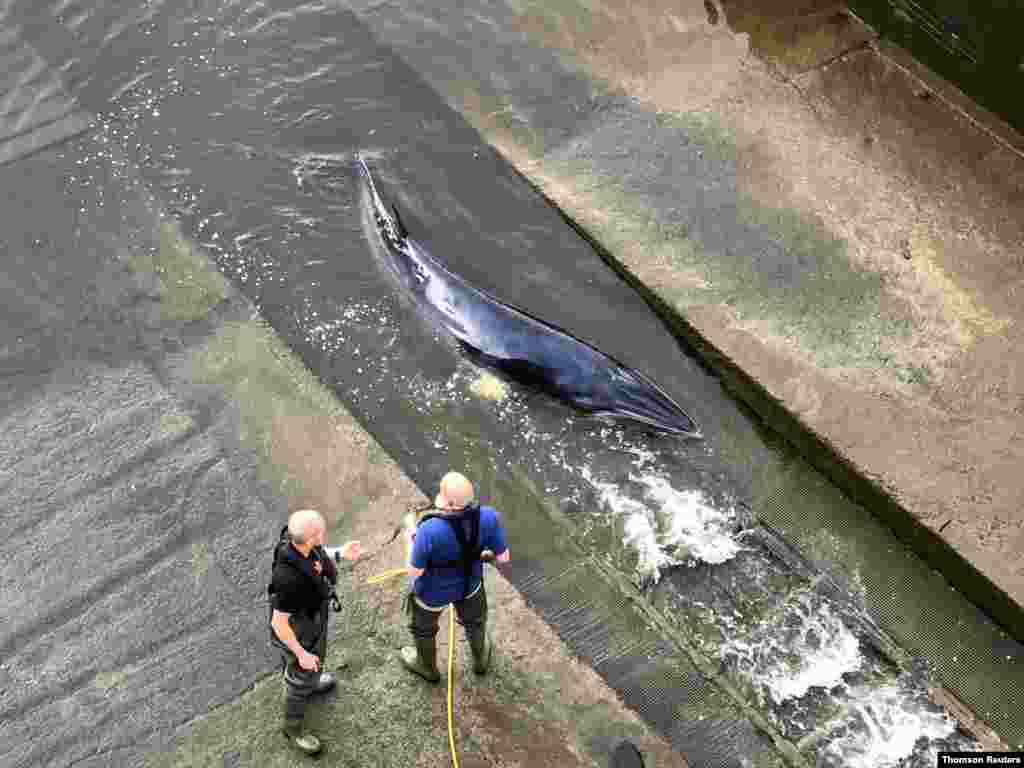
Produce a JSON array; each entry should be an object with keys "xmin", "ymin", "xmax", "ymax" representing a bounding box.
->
[
  {"xmin": 18, "ymin": 0, "xmax": 1014, "ymax": 763},
  {"xmin": 722, "ymin": 595, "xmax": 864, "ymax": 706},
  {"xmin": 583, "ymin": 467, "xmax": 745, "ymax": 583},
  {"xmin": 817, "ymin": 681, "xmax": 968, "ymax": 768}
]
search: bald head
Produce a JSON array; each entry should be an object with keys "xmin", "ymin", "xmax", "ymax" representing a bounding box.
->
[
  {"xmin": 288, "ymin": 509, "xmax": 326, "ymax": 546},
  {"xmin": 436, "ymin": 472, "xmax": 475, "ymax": 510}
]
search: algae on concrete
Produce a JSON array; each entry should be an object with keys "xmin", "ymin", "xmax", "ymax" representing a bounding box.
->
[
  {"xmin": 653, "ymin": 110, "xmax": 737, "ymax": 165},
  {"xmin": 93, "ymin": 669, "xmax": 130, "ymax": 692},
  {"xmin": 542, "ymin": 149, "xmax": 904, "ymax": 373},
  {"xmin": 158, "ymin": 411, "xmax": 196, "ymax": 439},
  {"xmin": 187, "ymin": 318, "xmax": 350, "ymax": 502},
  {"xmin": 190, "ymin": 541, "xmax": 211, "ymax": 581},
  {"xmin": 127, "ymin": 221, "xmax": 230, "ymax": 323}
]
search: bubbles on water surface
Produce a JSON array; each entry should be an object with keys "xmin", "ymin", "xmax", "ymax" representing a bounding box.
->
[
  {"xmin": 817, "ymin": 682, "xmax": 966, "ymax": 768},
  {"xmin": 582, "ymin": 466, "xmax": 744, "ymax": 584},
  {"xmin": 720, "ymin": 594, "xmax": 864, "ymax": 706}
]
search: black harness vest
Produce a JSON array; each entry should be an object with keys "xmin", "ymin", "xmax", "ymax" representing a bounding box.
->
[
  {"xmin": 417, "ymin": 505, "xmax": 482, "ymax": 600},
  {"xmin": 267, "ymin": 526, "xmax": 339, "ymax": 613}
]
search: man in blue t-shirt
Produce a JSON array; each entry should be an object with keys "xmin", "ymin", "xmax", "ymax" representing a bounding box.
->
[{"xmin": 400, "ymin": 472, "xmax": 510, "ymax": 682}]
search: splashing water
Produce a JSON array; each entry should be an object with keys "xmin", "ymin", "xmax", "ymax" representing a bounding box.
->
[
  {"xmin": 721, "ymin": 595, "xmax": 863, "ymax": 705},
  {"xmin": 819, "ymin": 683, "xmax": 961, "ymax": 768},
  {"xmin": 638, "ymin": 475, "xmax": 742, "ymax": 564},
  {"xmin": 583, "ymin": 469, "xmax": 743, "ymax": 583}
]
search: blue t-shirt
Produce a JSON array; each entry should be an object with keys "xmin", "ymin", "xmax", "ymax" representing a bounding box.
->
[{"xmin": 411, "ymin": 505, "xmax": 507, "ymax": 608}]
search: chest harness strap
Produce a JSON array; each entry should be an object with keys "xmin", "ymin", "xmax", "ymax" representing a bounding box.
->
[{"xmin": 417, "ymin": 505, "xmax": 482, "ymax": 601}]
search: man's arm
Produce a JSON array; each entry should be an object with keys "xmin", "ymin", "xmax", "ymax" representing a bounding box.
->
[
  {"xmin": 269, "ymin": 567, "xmax": 320, "ymax": 671},
  {"xmin": 483, "ymin": 509, "xmax": 510, "ymax": 563},
  {"xmin": 407, "ymin": 525, "xmax": 427, "ymax": 579},
  {"xmin": 271, "ymin": 609, "xmax": 321, "ymax": 671}
]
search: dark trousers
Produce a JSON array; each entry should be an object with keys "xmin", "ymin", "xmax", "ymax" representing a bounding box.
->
[
  {"xmin": 406, "ymin": 582, "xmax": 487, "ymax": 639},
  {"xmin": 272, "ymin": 608, "xmax": 328, "ymax": 725}
]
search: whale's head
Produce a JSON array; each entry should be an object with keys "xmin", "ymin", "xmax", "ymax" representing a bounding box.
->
[{"xmin": 598, "ymin": 365, "xmax": 700, "ymax": 436}]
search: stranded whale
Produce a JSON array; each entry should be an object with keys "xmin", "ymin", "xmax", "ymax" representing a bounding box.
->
[{"xmin": 356, "ymin": 156, "xmax": 699, "ymax": 437}]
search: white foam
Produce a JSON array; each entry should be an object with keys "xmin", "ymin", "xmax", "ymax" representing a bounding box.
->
[
  {"xmin": 583, "ymin": 469, "xmax": 742, "ymax": 583},
  {"xmin": 725, "ymin": 598, "xmax": 864, "ymax": 705},
  {"xmin": 637, "ymin": 475, "xmax": 742, "ymax": 566},
  {"xmin": 821, "ymin": 683, "xmax": 959, "ymax": 768}
]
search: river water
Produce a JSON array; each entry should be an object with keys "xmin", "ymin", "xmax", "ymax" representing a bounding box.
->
[{"xmin": 6, "ymin": 0, "xmax": 1021, "ymax": 765}]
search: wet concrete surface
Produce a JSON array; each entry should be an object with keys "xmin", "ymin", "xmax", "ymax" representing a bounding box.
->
[
  {"xmin": 4, "ymin": 0, "xmax": 1024, "ymax": 765},
  {"xmin": 0, "ymin": 141, "xmax": 280, "ymax": 766}
]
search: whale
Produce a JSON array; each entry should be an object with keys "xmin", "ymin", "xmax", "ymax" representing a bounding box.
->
[{"xmin": 356, "ymin": 156, "xmax": 700, "ymax": 437}]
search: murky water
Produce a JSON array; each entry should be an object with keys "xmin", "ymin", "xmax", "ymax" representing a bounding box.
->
[{"xmin": 19, "ymin": 0, "xmax": 1021, "ymax": 763}]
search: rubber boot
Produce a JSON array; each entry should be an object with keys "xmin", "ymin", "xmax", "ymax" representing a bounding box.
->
[
  {"xmin": 399, "ymin": 637, "xmax": 441, "ymax": 683},
  {"xmin": 282, "ymin": 719, "xmax": 323, "ymax": 756},
  {"xmin": 611, "ymin": 739, "xmax": 644, "ymax": 767},
  {"xmin": 466, "ymin": 626, "xmax": 492, "ymax": 675}
]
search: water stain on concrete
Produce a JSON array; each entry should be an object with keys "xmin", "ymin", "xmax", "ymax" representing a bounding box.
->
[{"xmin": 903, "ymin": 223, "xmax": 1010, "ymax": 345}]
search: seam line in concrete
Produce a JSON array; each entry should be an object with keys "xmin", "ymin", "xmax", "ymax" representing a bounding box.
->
[
  {"xmin": 845, "ymin": 10, "xmax": 1024, "ymax": 162},
  {"xmin": 791, "ymin": 38, "xmax": 875, "ymax": 78}
]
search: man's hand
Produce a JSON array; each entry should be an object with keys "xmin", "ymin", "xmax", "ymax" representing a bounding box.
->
[
  {"xmin": 297, "ymin": 649, "xmax": 321, "ymax": 672},
  {"xmin": 481, "ymin": 549, "xmax": 511, "ymax": 564},
  {"xmin": 339, "ymin": 540, "xmax": 362, "ymax": 561}
]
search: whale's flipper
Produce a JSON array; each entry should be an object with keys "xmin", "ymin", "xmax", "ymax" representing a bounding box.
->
[{"xmin": 460, "ymin": 344, "xmax": 563, "ymax": 397}]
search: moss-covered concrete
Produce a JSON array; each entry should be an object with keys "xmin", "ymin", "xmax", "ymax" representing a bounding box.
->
[
  {"xmin": 543, "ymin": 149, "xmax": 908, "ymax": 373},
  {"xmin": 127, "ymin": 221, "xmax": 230, "ymax": 323}
]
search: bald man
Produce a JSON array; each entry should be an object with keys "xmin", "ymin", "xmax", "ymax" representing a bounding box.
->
[
  {"xmin": 400, "ymin": 472, "xmax": 510, "ymax": 682},
  {"xmin": 269, "ymin": 509, "xmax": 361, "ymax": 755}
]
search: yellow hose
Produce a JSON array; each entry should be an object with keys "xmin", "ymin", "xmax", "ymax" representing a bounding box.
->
[
  {"xmin": 369, "ymin": 503, "xmax": 468, "ymax": 768},
  {"xmin": 365, "ymin": 567, "xmax": 408, "ymax": 585},
  {"xmin": 447, "ymin": 607, "xmax": 459, "ymax": 768},
  {"xmin": 366, "ymin": 566, "xmax": 460, "ymax": 767}
]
